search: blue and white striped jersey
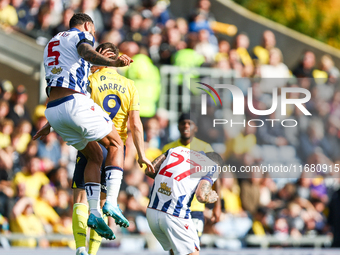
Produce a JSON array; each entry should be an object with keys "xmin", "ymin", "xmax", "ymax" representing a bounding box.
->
[
  {"xmin": 148, "ymin": 147, "xmax": 218, "ymax": 219},
  {"xmin": 43, "ymin": 28, "xmax": 95, "ymax": 96}
]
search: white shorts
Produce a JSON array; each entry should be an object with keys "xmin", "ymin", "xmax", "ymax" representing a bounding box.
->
[
  {"xmin": 45, "ymin": 93, "xmax": 112, "ymax": 150},
  {"xmin": 146, "ymin": 208, "xmax": 200, "ymax": 255}
]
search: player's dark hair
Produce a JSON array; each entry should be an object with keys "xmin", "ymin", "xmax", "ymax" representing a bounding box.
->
[
  {"xmin": 206, "ymin": 152, "xmax": 223, "ymax": 167},
  {"xmin": 96, "ymin": 42, "xmax": 119, "ymax": 60},
  {"xmin": 69, "ymin": 13, "xmax": 93, "ymax": 28}
]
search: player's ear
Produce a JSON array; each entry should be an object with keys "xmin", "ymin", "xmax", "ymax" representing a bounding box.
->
[{"xmin": 84, "ymin": 22, "xmax": 91, "ymax": 31}]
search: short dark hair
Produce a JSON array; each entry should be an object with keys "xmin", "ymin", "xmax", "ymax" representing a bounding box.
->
[
  {"xmin": 96, "ymin": 42, "xmax": 119, "ymax": 60},
  {"xmin": 69, "ymin": 13, "xmax": 93, "ymax": 28},
  {"xmin": 206, "ymin": 152, "xmax": 223, "ymax": 167}
]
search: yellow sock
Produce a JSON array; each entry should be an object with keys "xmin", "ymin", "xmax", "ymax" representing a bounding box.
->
[
  {"xmin": 88, "ymin": 214, "xmax": 107, "ymax": 255},
  {"xmin": 72, "ymin": 203, "xmax": 89, "ymax": 249}
]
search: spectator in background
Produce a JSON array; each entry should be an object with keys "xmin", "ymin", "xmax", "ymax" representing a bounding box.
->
[
  {"xmin": 256, "ymin": 112, "xmax": 289, "ymax": 146},
  {"xmin": 196, "ymin": 0, "xmax": 215, "ymax": 22},
  {"xmin": 0, "ymin": 119, "xmax": 13, "ymax": 149},
  {"xmin": 12, "ymin": 157, "xmax": 49, "ymax": 198},
  {"xmin": 15, "ymin": 0, "xmax": 42, "ymax": 31},
  {"xmin": 155, "ymin": 108, "xmax": 170, "ymax": 148},
  {"xmin": 320, "ymin": 54, "xmax": 340, "ymax": 83},
  {"xmin": 45, "ymin": 0, "xmax": 64, "ymax": 28},
  {"xmin": 0, "ymin": 80, "xmax": 14, "ymax": 101},
  {"xmin": 328, "ymin": 183, "xmax": 340, "ymax": 247},
  {"xmin": 299, "ymin": 118, "xmax": 332, "ymax": 162},
  {"xmin": 215, "ymin": 39, "xmax": 230, "ymax": 63},
  {"xmin": 240, "ymin": 172, "xmax": 261, "ymax": 216},
  {"xmin": 33, "ymin": 184, "xmax": 60, "ymax": 233},
  {"xmin": 49, "ymin": 166, "xmax": 70, "ymax": 190},
  {"xmin": 253, "ymin": 30, "xmax": 276, "ymax": 65},
  {"xmin": 123, "ymin": 42, "xmax": 161, "ymax": 118},
  {"xmin": 325, "ymin": 116, "xmax": 340, "ymax": 161},
  {"xmin": 143, "ymin": 117, "xmax": 162, "ymax": 162},
  {"xmin": 224, "ymin": 122, "xmax": 257, "ymax": 161},
  {"xmin": 0, "ymin": 100, "xmax": 9, "ymax": 123},
  {"xmin": 235, "ymin": 33, "xmax": 253, "ymax": 67},
  {"xmin": 293, "ymin": 50, "xmax": 316, "ymax": 78},
  {"xmin": 107, "ymin": 11, "xmax": 125, "ymax": 41},
  {"xmin": 52, "ymin": 7, "xmax": 74, "ymax": 35},
  {"xmin": 78, "ymin": 0, "xmax": 104, "ymax": 36},
  {"xmin": 0, "ymin": 145, "xmax": 13, "ymax": 219},
  {"xmin": 125, "ymin": 12, "xmax": 144, "ymax": 44},
  {"xmin": 6, "ymin": 85, "xmax": 31, "ymax": 126},
  {"xmin": 0, "ymin": 0, "xmax": 18, "ymax": 28},
  {"xmin": 214, "ymin": 172, "xmax": 252, "ymax": 244},
  {"xmin": 176, "ymin": 17, "xmax": 189, "ymax": 42},
  {"xmin": 100, "ymin": 28, "xmax": 122, "ymax": 46},
  {"xmin": 147, "ymin": 32, "xmax": 162, "ymax": 65},
  {"xmin": 98, "ymin": 0, "xmax": 115, "ymax": 30},
  {"xmin": 37, "ymin": 131, "xmax": 61, "ymax": 171},
  {"xmin": 159, "ymin": 27, "xmax": 185, "ymax": 65},
  {"xmin": 195, "ymin": 29, "xmax": 218, "ymax": 65},
  {"xmin": 10, "ymin": 196, "xmax": 48, "ymax": 247},
  {"xmin": 12, "ymin": 119, "xmax": 32, "ymax": 154},
  {"xmin": 259, "ymin": 48, "xmax": 290, "ymax": 93}
]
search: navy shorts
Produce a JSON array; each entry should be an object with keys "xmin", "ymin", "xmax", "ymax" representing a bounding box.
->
[{"xmin": 72, "ymin": 143, "xmax": 125, "ymax": 194}]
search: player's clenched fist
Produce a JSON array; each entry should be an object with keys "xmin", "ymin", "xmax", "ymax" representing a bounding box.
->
[{"xmin": 207, "ymin": 190, "xmax": 219, "ymax": 203}]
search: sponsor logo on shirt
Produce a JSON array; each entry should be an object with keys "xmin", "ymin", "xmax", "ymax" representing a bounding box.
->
[
  {"xmin": 158, "ymin": 182, "xmax": 172, "ymax": 196},
  {"xmin": 51, "ymin": 67, "xmax": 63, "ymax": 75}
]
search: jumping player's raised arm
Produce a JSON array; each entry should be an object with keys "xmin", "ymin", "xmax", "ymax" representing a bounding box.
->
[
  {"xmin": 146, "ymin": 152, "xmax": 168, "ymax": 179},
  {"xmin": 77, "ymin": 43, "xmax": 133, "ymax": 67},
  {"xmin": 195, "ymin": 178, "xmax": 219, "ymax": 204}
]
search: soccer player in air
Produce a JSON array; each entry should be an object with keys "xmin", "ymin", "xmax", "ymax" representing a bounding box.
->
[
  {"xmin": 145, "ymin": 147, "xmax": 223, "ymax": 255},
  {"xmin": 33, "ymin": 13, "xmax": 137, "ymax": 240},
  {"xmin": 162, "ymin": 113, "xmax": 221, "ymax": 239},
  {"xmin": 72, "ymin": 42, "xmax": 154, "ymax": 255}
]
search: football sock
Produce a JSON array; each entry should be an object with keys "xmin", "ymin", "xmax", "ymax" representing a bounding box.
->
[
  {"xmin": 105, "ymin": 166, "xmax": 123, "ymax": 207},
  {"xmin": 88, "ymin": 213, "xmax": 107, "ymax": 255},
  {"xmin": 76, "ymin": 247, "xmax": 87, "ymax": 255},
  {"xmin": 72, "ymin": 203, "xmax": 88, "ymax": 249},
  {"xmin": 85, "ymin": 183, "xmax": 101, "ymax": 217}
]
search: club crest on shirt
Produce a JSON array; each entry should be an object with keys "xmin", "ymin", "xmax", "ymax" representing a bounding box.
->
[
  {"xmin": 51, "ymin": 67, "xmax": 63, "ymax": 75},
  {"xmin": 158, "ymin": 182, "xmax": 172, "ymax": 196}
]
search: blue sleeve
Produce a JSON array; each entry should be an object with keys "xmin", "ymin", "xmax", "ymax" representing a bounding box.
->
[{"xmin": 76, "ymin": 32, "xmax": 95, "ymax": 48}]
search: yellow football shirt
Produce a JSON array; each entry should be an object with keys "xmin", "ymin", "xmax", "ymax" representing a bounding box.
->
[
  {"xmin": 162, "ymin": 137, "xmax": 214, "ymax": 154},
  {"xmin": 89, "ymin": 68, "xmax": 140, "ymax": 144},
  {"xmin": 161, "ymin": 137, "xmax": 214, "ymax": 211}
]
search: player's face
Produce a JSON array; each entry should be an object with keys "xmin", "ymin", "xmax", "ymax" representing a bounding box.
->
[{"xmin": 178, "ymin": 120, "xmax": 197, "ymax": 140}]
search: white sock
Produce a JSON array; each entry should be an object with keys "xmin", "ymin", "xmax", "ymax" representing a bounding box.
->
[
  {"xmin": 85, "ymin": 182, "xmax": 101, "ymax": 217},
  {"xmin": 105, "ymin": 166, "xmax": 123, "ymax": 207},
  {"xmin": 76, "ymin": 247, "xmax": 86, "ymax": 255}
]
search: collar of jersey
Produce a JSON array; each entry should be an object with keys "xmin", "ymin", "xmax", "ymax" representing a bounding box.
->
[
  {"xmin": 69, "ymin": 27, "xmax": 81, "ymax": 32},
  {"xmin": 100, "ymin": 67, "xmax": 117, "ymax": 73}
]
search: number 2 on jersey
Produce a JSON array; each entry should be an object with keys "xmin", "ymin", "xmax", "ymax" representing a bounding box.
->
[
  {"xmin": 103, "ymin": 94, "xmax": 121, "ymax": 119},
  {"xmin": 47, "ymin": 40, "xmax": 60, "ymax": 66},
  {"xmin": 158, "ymin": 152, "xmax": 201, "ymax": 181}
]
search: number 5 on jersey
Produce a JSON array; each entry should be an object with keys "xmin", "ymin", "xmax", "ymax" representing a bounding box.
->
[{"xmin": 47, "ymin": 40, "xmax": 60, "ymax": 66}]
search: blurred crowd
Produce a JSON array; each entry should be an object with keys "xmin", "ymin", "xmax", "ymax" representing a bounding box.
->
[{"xmin": 1, "ymin": 0, "xmax": 340, "ymax": 249}]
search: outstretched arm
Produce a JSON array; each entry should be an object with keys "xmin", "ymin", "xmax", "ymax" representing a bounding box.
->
[
  {"xmin": 129, "ymin": 110, "xmax": 155, "ymax": 173},
  {"xmin": 33, "ymin": 121, "xmax": 51, "ymax": 140},
  {"xmin": 146, "ymin": 153, "xmax": 167, "ymax": 179},
  {"xmin": 77, "ymin": 43, "xmax": 133, "ymax": 67},
  {"xmin": 195, "ymin": 179, "xmax": 219, "ymax": 204}
]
